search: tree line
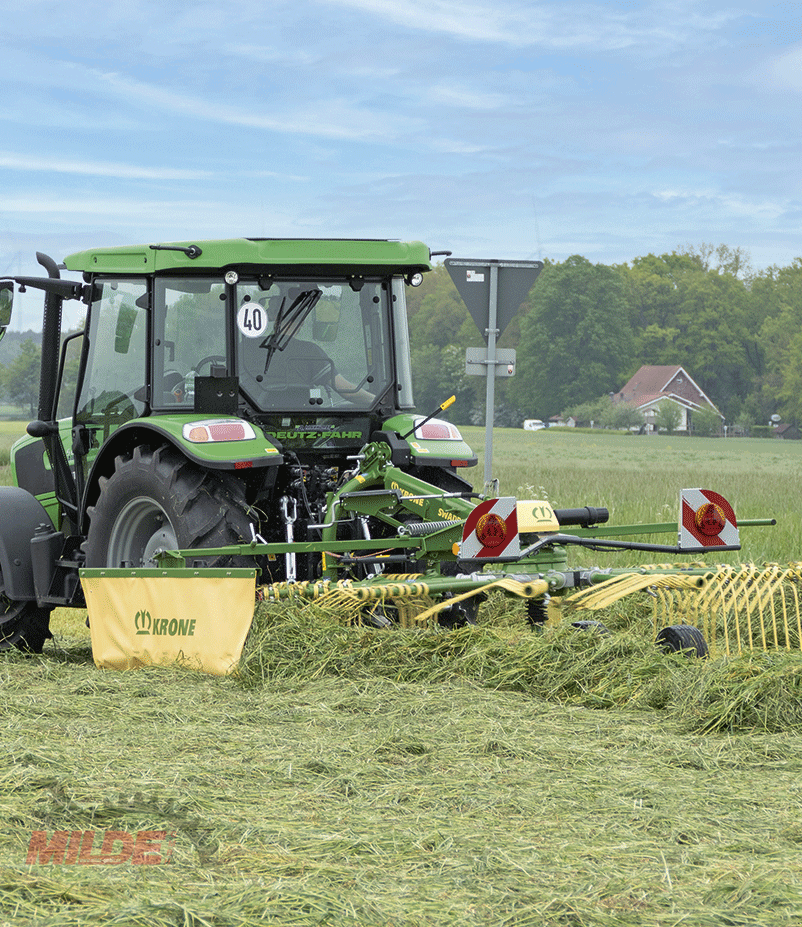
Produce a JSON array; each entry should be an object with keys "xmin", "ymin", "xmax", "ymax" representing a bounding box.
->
[
  {"xmin": 406, "ymin": 244, "xmax": 802, "ymax": 430},
  {"xmin": 2, "ymin": 243, "xmax": 800, "ymax": 430}
]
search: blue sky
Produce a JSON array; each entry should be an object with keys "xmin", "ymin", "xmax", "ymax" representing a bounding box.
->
[{"xmin": 2, "ymin": 0, "xmax": 801, "ymax": 329}]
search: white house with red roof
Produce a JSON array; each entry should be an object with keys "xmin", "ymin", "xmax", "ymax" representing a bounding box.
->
[{"xmin": 612, "ymin": 365, "xmax": 722, "ymax": 433}]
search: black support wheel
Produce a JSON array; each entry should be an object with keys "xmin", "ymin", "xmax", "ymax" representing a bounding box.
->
[
  {"xmin": 0, "ymin": 566, "xmax": 53, "ymax": 652},
  {"xmin": 570, "ymin": 619, "xmax": 610, "ymax": 634},
  {"xmin": 656, "ymin": 624, "xmax": 708, "ymax": 658},
  {"xmin": 84, "ymin": 445, "xmax": 256, "ymax": 569}
]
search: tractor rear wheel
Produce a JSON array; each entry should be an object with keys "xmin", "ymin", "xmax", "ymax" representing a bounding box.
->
[
  {"xmin": 0, "ymin": 567, "xmax": 53, "ymax": 652},
  {"xmin": 84, "ymin": 445, "xmax": 255, "ymax": 569}
]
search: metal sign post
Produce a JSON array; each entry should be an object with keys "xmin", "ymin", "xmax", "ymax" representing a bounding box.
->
[{"xmin": 446, "ymin": 258, "xmax": 543, "ymax": 488}]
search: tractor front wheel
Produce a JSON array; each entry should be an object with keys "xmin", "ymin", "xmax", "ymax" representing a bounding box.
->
[{"xmin": 84, "ymin": 445, "xmax": 255, "ymax": 569}]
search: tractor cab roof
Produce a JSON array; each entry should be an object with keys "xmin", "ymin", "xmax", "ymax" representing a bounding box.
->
[{"xmin": 64, "ymin": 238, "xmax": 434, "ymax": 279}]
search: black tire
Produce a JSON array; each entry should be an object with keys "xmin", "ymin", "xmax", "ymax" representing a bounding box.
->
[
  {"xmin": 0, "ymin": 565, "xmax": 53, "ymax": 652},
  {"xmin": 656, "ymin": 624, "xmax": 708, "ymax": 658},
  {"xmin": 570, "ymin": 619, "xmax": 610, "ymax": 634},
  {"xmin": 84, "ymin": 445, "xmax": 255, "ymax": 569},
  {"xmin": 436, "ymin": 595, "xmax": 481, "ymax": 629}
]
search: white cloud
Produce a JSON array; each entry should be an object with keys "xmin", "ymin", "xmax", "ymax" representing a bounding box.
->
[
  {"xmin": 653, "ymin": 187, "xmax": 787, "ymax": 221},
  {"xmin": 0, "ymin": 152, "xmax": 211, "ymax": 181},
  {"xmin": 426, "ymin": 83, "xmax": 511, "ymax": 111},
  {"xmin": 89, "ymin": 67, "xmax": 418, "ymax": 142},
  {"xmin": 321, "ymin": 0, "xmax": 745, "ymax": 52},
  {"xmin": 766, "ymin": 45, "xmax": 802, "ymax": 91}
]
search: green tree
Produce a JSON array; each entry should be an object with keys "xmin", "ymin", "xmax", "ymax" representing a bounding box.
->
[
  {"xmin": 601, "ymin": 401, "xmax": 644, "ymax": 431},
  {"xmin": 690, "ymin": 407, "xmax": 722, "ymax": 437},
  {"xmin": 409, "ymin": 341, "xmax": 478, "ymax": 425},
  {"xmin": 655, "ymin": 400, "xmax": 681, "ymax": 434},
  {"xmin": 1, "ymin": 338, "xmax": 41, "ymax": 415},
  {"xmin": 622, "ymin": 250, "xmax": 755, "ymax": 420},
  {"xmin": 509, "ymin": 257, "xmax": 636, "ymax": 419},
  {"xmin": 746, "ymin": 259, "xmax": 802, "ymax": 424},
  {"xmin": 565, "ymin": 395, "xmax": 613, "ymax": 428},
  {"xmin": 406, "ymin": 266, "xmax": 489, "ymax": 424}
]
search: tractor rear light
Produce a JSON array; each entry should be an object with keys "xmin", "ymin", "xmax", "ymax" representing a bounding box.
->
[
  {"xmin": 451, "ymin": 459, "xmax": 469, "ymax": 467},
  {"xmin": 413, "ymin": 418, "xmax": 462, "ymax": 441},
  {"xmin": 182, "ymin": 420, "xmax": 256, "ymax": 443}
]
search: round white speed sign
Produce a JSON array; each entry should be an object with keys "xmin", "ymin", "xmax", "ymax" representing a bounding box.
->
[{"xmin": 237, "ymin": 302, "xmax": 270, "ymax": 338}]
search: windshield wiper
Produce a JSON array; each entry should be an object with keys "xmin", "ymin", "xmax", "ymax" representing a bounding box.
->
[{"xmin": 260, "ymin": 288, "xmax": 322, "ymax": 374}]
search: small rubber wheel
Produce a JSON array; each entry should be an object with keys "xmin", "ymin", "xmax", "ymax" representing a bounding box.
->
[
  {"xmin": 571, "ymin": 619, "xmax": 610, "ymax": 634},
  {"xmin": 656, "ymin": 624, "xmax": 708, "ymax": 658}
]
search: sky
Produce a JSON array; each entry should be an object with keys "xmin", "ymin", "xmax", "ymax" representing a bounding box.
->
[{"xmin": 2, "ymin": 0, "xmax": 802, "ymax": 330}]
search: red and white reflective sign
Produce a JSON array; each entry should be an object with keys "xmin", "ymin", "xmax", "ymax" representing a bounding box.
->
[
  {"xmin": 679, "ymin": 488, "xmax": 739, "ymax": 550},
  {"xmin": 460, "ymin": 497, "xmax": 520, "ymax": 560}
]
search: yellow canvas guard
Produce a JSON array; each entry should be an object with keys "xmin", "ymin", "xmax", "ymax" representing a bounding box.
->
[{"xmin": 80, "ymin": 568, "xmax": 257, "ymax": 675}]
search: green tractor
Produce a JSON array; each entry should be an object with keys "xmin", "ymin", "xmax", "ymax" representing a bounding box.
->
[
  {"xmin": 0, "ymin": 239, "xmax": 769, "ymax": 657},
  {"xmin": 1, "ymin": 239, "xmax": 492, "ymax": 650}
]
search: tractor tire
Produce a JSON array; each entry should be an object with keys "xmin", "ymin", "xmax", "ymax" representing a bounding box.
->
[
  {"xmin": 84, "ymin": 445, "xmax": 256, "ymax": 569},
  {"xmin": 0, "ymin": 565, "xmax": 53, "ymax": 652},
  {"xmin": 570, "ymin": 619, "xmax": 610, "ymax": 634},
  {"xmin": 656, "ymin": 624, "xmax": 708, "ymax": 658}
]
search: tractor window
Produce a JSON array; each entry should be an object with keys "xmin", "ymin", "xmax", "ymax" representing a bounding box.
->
[
  {"xmin": 236, "ymin": 278, "xmax": 392, "ymax": 411},
  {"xmin": 75, "ymin": 279, "xmax": 147, "ymax": 438},
  {"xmin": 152, "ymin": 278, "xmax": 228, "ymax": 409},
  {"xmin": 392, "ymin": 277, "xmax": 415, "ymax": 409}
]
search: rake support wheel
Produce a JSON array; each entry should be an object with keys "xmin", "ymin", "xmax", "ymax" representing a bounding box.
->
[{"xmin": 656, "ymin": 624, "xmax": 708, "ymax": 658}]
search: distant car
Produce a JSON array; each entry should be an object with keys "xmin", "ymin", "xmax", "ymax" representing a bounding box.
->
[{"xmin": 523, "ymin": 419, "xmax": 546, "ymax": 431}]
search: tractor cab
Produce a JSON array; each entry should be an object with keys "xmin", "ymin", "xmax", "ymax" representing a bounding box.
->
[{"xmin": 67, "ymin": 240, "xmax": 426, "ymax": 462}]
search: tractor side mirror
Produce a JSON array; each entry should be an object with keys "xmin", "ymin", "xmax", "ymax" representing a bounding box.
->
[
  {"xmin": 312, "ymin": 299, "xmax": 340, "ymax": 342},
  {"xmin": 0, "ymin": 281, "xmax": 13, "ymax": 343}
]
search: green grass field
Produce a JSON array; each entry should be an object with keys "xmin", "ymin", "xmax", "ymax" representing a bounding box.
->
[{"xmin": 3, "ymin": 424, "xmax": 802, "ymax": 925}]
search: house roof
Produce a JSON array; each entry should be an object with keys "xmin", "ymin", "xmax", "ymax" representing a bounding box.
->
[{"xmin": 614, "ymin": 365, "xmax": 721, "ymax": 416}]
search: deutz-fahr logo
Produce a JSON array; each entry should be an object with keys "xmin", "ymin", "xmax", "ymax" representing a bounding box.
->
[{"xmin": 135, "ymin": 610, "xmax": 196, "ymax": 637}]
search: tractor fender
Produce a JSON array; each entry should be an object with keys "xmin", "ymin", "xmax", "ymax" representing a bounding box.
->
[
  {"xmin": 0, "ymin": 487, "xmax": 53, "ymax": 601},
  {"xmin": 79, "ymin": 420, "xmax": 282, "ymax": 534}
]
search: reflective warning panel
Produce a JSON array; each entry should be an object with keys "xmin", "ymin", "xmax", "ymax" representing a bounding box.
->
[
  {"xmin": 679, "ymin": 488, "xmax": 740, "ymax": 550},
  {"xmin": 461, "ymin": 497, "xmax": 521, "ymax": 560}
]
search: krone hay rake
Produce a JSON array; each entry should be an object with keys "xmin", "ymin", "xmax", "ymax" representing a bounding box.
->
[
  {"xmin": 88, "ymin": 476, "xmax": 782, "ymax": 672},
  {"xmin": 568, "ymin": 561, "xmax": 802, "ymax": 657}
]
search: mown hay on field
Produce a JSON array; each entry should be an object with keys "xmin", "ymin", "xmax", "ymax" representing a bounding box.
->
[
  {"xmin": 676, "ymin": 649, "xmax": 802, "ymax": 733},
  {"xmin": 236, "ymin": 598, "xmax": 692, "ymax": 712}
]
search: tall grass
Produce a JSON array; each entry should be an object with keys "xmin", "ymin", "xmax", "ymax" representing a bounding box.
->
[
  {"xmin": 0, "ymin": 421, "xmax": 24, "ymax": 481},
  {"xmin": 2, "ymin": 422, "xmax": 797, "ymax": 562},
  {"xmin": 463, "ymin": 427, "xmax": 801, "ymax": 565}
]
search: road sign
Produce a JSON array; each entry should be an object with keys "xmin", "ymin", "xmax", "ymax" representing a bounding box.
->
[
  {"xmin": 465, "ymin": 347, "xmax": 516, "ymax": 377},
  {"xmin": 446, "ymin": 258, "xmax": 543, "ymax": 486},
  {"xmin": 445, "ymin": 258, "xmax": 543, "ymax": 339}
]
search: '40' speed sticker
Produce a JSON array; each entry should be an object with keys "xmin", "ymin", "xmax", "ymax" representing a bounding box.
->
[{"xmin": 237, "ymin": 302, "xmax": 270, "ymax": 338}]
